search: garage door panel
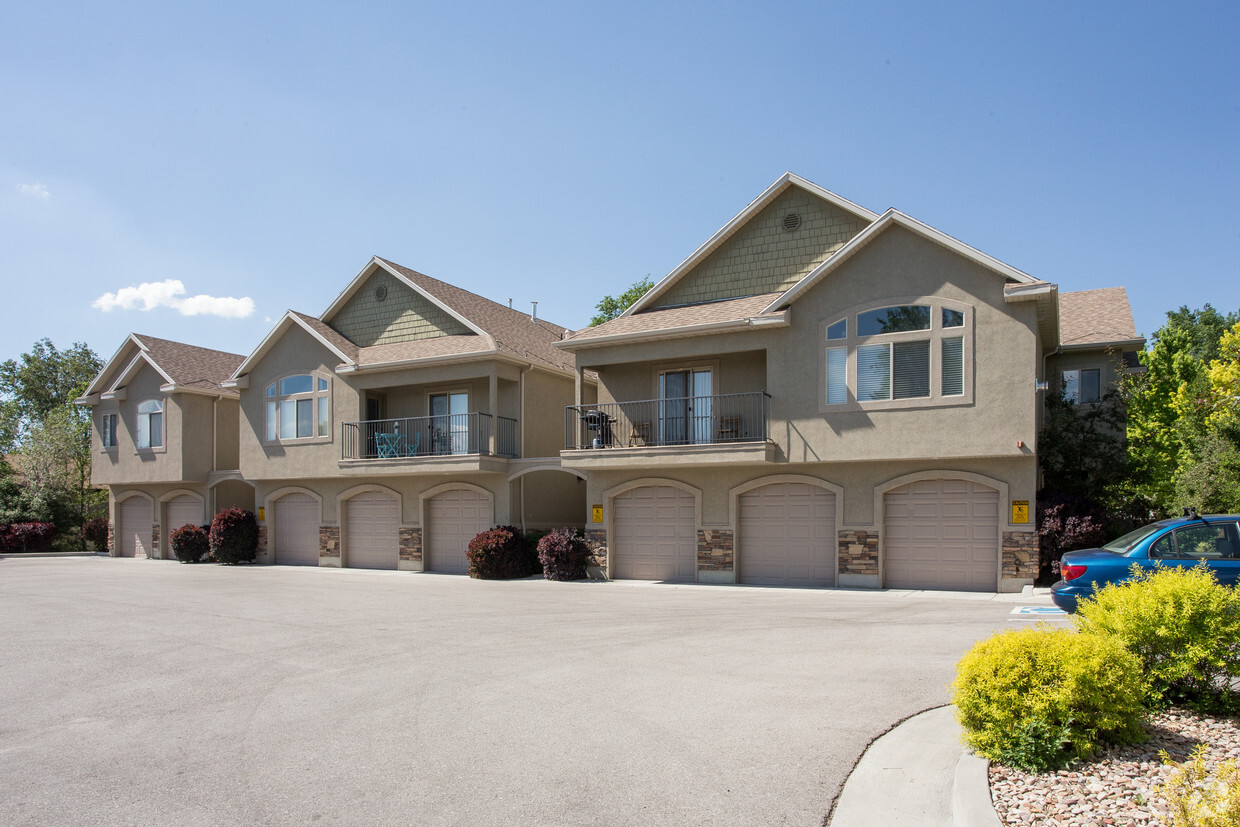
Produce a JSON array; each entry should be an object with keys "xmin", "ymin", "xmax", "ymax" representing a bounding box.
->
[
  {"xmin": 884, "ymin": 480, "xmax": 999, "ymax": 592},
  {"xmin": 739, "ymin": 483, "xmax": 835, "ymax": 588},
  {"xmin": 117, "ymin": 498, "xmax": 153, "ymax": 558},
  {"xmin": 165, "ymin": 495, "xmax": 202, "ymax": 560},
  {"xmin": 428, "ymin": 490, "xmax": 491, "ymax": 574},
  {"xmin": 274, "ymin": 494, "xmax": 320, "ymax": 566},
  {"xmin": 613, "ymin": 486, "xmax": 696, "ymax": 582},
  {"xmin": 346, "ymin": 492, "xmax": 399, "ymax": 570}
]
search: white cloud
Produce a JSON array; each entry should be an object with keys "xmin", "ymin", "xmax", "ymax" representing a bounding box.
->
[
  {"xmin": 17, "ymin": 182, "xmax": 50, "ymax": 200},
  {"xmin": 92, "ymin": 279, "xmax": 256, "ymax": 319}
]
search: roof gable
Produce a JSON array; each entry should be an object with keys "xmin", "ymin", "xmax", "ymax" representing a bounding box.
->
[
  {"xmin": 628, "ymin": 173, "xmax": 878, "ymax": 314},
  {"xmin": 81, "ymin": 333, "xmax": 244, "ymax": 400},
  {"xmin": 765, "ymin": 209, "xmax": 1041, "ymax": 313},
  {"xmin": 229, "ymin": 312, "xmax": 359, "ymax": 381},
  {"xmin": 327, "ymin": 263, "xmax": 477, "ymax": 346}
]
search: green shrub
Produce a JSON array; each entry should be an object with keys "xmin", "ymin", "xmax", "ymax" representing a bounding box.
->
[
  {"xmin": 170, "ymin": 524, "xmax": 209, "ymax": 563},
  {"xmin": 1074, "ymin": 564, "xmax": 1240, "ymax": 709},
  {"xmin": 952, "ymin": 626, "xmax": 1147, "ymax": 770},
  {"xmin": 466, "ymin": 525, "xmax": 540, "ymax": 579},
  {"xmin": 537, "ymin": 528, "xmax": 589, "ymax": 581},
  {"xmin": 209, "ymin": 508, "xmax": 257, "ymax": 565},
  {"xmin": 1159, "ymin": 744, "xmax": 1240, "ymax": 827}
]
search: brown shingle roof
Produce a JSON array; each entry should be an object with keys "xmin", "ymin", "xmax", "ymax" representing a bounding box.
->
[
  {"xmin": 1058, "ymin": 288, "xmax": 1143, "ymax": 348},
  {"xmin": 372, "ymin": 259, "xmax": 574, "ymax": 372},
  {"xmin": 561, "ymin": 293, "xmax": 784, "ymax": 345},
  {"xmin": 290, "ymin": 312, "xmax": 360, "ymax": 362},
  {"xmin": 131, "ymin": 334, "xmax": 245, "ymax": 395}
]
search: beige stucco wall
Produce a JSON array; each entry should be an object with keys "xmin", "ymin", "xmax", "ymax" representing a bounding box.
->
[
  {"xmin": 238, "ymin": 325, "xmax": 358, "ymax": 481},
  {"xmin": 515, "ymin": 470, "xmax": 586, "ymax": 531},
  {"xmin": 1047, "ymin": 348, "xmax": 1130, "ymax": 397},
  {"xmin": 576, "ymin": 226, "xmax": 1040, "ymax": 465},
  {"xmin": 523, "ymin": 368, "xmax": 577, "ymax": 458},
  {"xmin": 215, "ymin": 397, "xmax": 241, "ymax": 471},
  {"xmin": 91, "ymin": 363, "xmax": 185, "ymax": 485}
]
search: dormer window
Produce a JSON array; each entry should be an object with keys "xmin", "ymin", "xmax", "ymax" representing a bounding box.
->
[
  {"xmin": 266, "ymin": 374, "xmax": 331, "ymax": 441},
  {"xmin": 136, "ymin": 400, "xmax": 163, "ymax": 449}
]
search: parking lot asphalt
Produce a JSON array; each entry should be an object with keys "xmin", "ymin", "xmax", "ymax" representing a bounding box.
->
[{"xmin": 1, "ymin": 557, "xmax": 1028, "ymax": 826}]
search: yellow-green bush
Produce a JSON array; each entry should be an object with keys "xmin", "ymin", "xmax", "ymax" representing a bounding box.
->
[
  {"xmin": 953, "ymin": 626, "xmax": 1147, "ymax": 770},
  {"xmin": 1074, "ymin": 565, "xmax": 1240, "ymax": 708},
  {"xmin": 1159, "ymin": 744, "xmax": 1240, "ymax": 827}
]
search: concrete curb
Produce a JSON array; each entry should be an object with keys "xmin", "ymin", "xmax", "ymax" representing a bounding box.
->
[
  {"xmin": 828, "ymin": 705, "xmax": 999, "ymax": 826},
  {"xmin": 0, "ymin": 552, "xmax": 107, "ymax": 559}
]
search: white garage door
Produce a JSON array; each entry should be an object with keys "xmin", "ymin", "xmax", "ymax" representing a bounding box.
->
[
  {"xmin": 613, "ymin": 486, "xmax": 696, "ymax": 582},
  {"xmin": 273, "ymin": 493, "xmax": 320, "ymax": 566},
  {"xmin": 164, "ymin": 495, "xmax": 203, "ymax": 561},
  {"xmin": 116, "ymin": 497, "xmax": 153, "ymax": 558},
  {"xmin": 345, "ymin": 492, "xmax": 400, "ymax": 570},
  {"xmin": 739, "ymin": 482, "xmax": 836, "ymax": 587},
  {"xmin": 884, "ymin": 479, "xmax": 999, "ymax": 592},
  {"xmin": 427, "ymin": 490, "xmax": 492, "ymax": 574}
]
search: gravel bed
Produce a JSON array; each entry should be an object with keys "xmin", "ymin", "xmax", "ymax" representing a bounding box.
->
[{"xmin": 989, "ymin": 710, "xmax": 1240, "ymax": 826}]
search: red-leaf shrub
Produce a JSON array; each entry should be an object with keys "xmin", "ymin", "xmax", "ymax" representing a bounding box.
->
[
  {"xmin": 0, "ymin": 522, "xmax": 57, "ymax": 553},
  {"xmin": 209, "ymin": 508, "xmax": 257, "ymax": 565},
  {"xmin": 466, "ymin": 525, "xmax": 540, "ymax": 579},
  {"xmin": 1037, "ymin": 491, "xmax": 1108, "ymax": 580},
  {"xmin": 537, "ymin": 528, "xmax": 589, "ymax": 581},
  {"xmin": 170, "ymin": 524, "xmax": 210, "ymax": 563},
  {"xmin": 82, "ymin": 518, "xmax": 109, "ymax": 551}
]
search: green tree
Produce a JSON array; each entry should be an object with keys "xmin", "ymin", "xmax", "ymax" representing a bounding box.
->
[
  {"xmin": 0, "ymin": 339, "xmax": 105, "ymax": 547},
  {"xmin": 589, "ymin": 276, "xmax": 654, "ymax": 326},
  {"xmin": 1125, "ymin": 305, "xmax": 1239, "ymax": 512},
  {"xmin": 0, "ymin": 339, "xmax": 102, "ymax": 452}
]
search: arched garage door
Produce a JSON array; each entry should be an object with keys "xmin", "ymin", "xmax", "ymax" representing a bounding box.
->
[
  {"xmin": 345, "ymin": 492, "xmax": 400, "ymax": 570},
  {"xmin": 427, "ymin": 489, "xmax": 492, "ymax": 574},
  {"xmin": 116, "ymin": 498, "xmax": 153, "ymax": 558},
  {"xmin": 164, "ymin": 495, "xmax": 203, "ymax": 560},
  {"xmin": 273, "ymin": 493, "xmax": 320, "ymax": 566},
  {"xmin": 612, "ymin": 486, "xmax": 696, "ymax": 582},
  {"xmin": 739, "ymin": 482, "xmax": 836, "ymax": 587},
  {"xmin": 884, "ymin": 479, "xmax": 999, "ymax": 592}
]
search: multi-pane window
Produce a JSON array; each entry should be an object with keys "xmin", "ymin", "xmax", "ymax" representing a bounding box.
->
[
  {"xmin": 825, "ymin": 302, "xmax": 969, "ymax": 406},
  {"xmin": 100, "ymin": 413, "xmax": 118, "ymax": 449},
  {"xmin": 1062, "ymin": 369, "xmax": 1101, "ymax": 404},
  {"xmin": 266, "ymin": 374, "xmax": 331, "ymax": 441},
  {"xmin": 136, "ymin": 400, "xmax": 163, "ymax": 449}
]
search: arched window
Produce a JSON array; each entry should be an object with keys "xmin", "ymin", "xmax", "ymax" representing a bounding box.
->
[
  {"xmin": 266, "ymin": 374, "xmax": 331, "ymax": 441},
  {"xmin": 136, "ymin": 399, "xmax": 163, "ymax": 448},
  {"xmin": 823, "ymin": 301, "xmax": 972, "ymax": 410}
]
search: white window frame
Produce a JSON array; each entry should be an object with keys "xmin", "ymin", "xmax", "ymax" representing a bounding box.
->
[
  {"xmin": 820, "ymin": 299, "xmax": 973, "ymax": 412},
  {"xmin": 265, "ymin": 373, "xmax": 332, "ymax": 443},
  {"xmin": 136, "ymin": 399, "xmax": 164, "ymax": 450},
  {"xmin": 100, "ymin": 412, "xmax": 118, "ymax": 450}
]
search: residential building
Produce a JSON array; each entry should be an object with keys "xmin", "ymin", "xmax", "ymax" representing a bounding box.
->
[
  {"xmin": 75, "ymin": 334, "xmax": 250, "ymax": 559},
  {"xmin": 555, "ymin": 173, "xmax": 1139, "ymax": 592}
]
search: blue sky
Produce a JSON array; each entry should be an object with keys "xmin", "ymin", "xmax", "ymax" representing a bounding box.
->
[{"xmin": 2, "ymin": 1, "xmax": 1237, "ymax": 366}]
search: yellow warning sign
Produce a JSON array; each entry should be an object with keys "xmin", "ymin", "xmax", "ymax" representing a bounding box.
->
[
  {"xmin": 1011, "ymin": 500, "xmax": 1029, "ymax": 524},
  {"xmin": 591, "ymin": 505, "xmax": 603, "ymax": 523},
  {"xmin": 257, "ymin": 506, "xmax": 265, "ymax": 521}
]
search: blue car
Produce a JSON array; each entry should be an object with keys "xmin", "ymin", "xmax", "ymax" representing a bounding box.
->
[{"xmin": 1051, "ymin": 513, "xmax": 1240, "ymax": 612}]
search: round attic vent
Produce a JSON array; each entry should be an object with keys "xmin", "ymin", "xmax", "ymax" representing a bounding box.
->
[
  {"xmin": 782, "ymin": 213, "xmax": 802, "ymax": 232},
  {"xmin": 375, "ymin": 284, "xmax": 388, "ymax": 301}
]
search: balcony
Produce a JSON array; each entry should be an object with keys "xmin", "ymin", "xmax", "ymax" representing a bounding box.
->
[
  {"xmin": 562, "ymin": 392, "xmax": 775, "ymax": 468},
  {"xmin": 341, "ymin": 413, "xmax": 517, "ymax": 470}
]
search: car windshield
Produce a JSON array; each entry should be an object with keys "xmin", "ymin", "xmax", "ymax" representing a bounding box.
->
[{"xmin": 1102, "ymin": 523, "xmax": 1165, "ymax": 554}]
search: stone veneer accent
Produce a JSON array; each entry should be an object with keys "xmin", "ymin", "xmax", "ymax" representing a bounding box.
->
[
  {"xmin": 697, "ymin": 529, "xmax": 734, "ymax": 571},
  {"xmin": 1002, "ymin": 531, "xmax": 1040, "ymax": 580},
  {"xmin": 256, "ymin": 524, "xmax": 268, "ymax": 554},
  {"xmin": 583, "ymin": 529, "xmax": 607, "ymax": 569},
  {"xmin": 319, "ymin": 525, "xmax": 340, "ymax": 560},
  {"xmin": 399, "ymin": 527, "xmax": 422, "ymax": 562},
  {"xmin": 838, "ymin": 529, "xmax": 879, "ymax": 576},
  {"xmin": 107, "ymin": 521, "xmax": 115, "ymax": 556},
  {"xmin": 152, "ymin": 523, "xmax": 160, "ymax": 558}
]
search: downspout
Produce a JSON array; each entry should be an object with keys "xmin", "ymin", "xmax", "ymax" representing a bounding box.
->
[{"xmin": 518, "ymin": 361, "xmax": 536, "ymax": 532}]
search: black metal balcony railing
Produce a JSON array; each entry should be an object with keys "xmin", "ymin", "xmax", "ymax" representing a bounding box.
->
[
  {"xmin": 343, "ymin": 413, "xmax": 518, "ymax": 460},
  {"xmin": 564, "ymin": 392, "xmax": 771, "ymax": 450}
]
